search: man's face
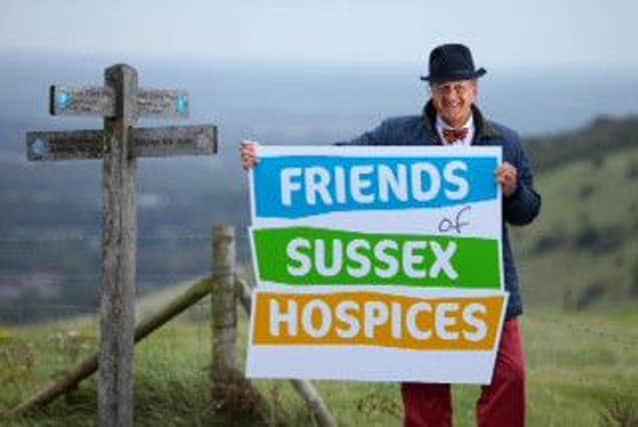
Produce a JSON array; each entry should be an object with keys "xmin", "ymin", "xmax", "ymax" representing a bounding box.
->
[{"xmin": 430, "ymin": 79, "xmax": 478, "ymax": 128}]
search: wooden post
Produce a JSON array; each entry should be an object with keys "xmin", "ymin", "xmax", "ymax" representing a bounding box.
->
[
  {"xmin": 12, "ymin": 277, "xmax": 213, "ymax": 416},
  {"xmin": 99, "ymin": 64, "xmax": 137, "ymax": 427},
  {"xmin": 235, "ymin": 277, "xmax": 337, "ymax": 427},
  {"xmin": 26, "ymin": 64, "xmax": 216, "ymax": 427},
  {"xmin": 209, "ymin": 232, "xmax": 278, "ymax": 425},
  {"xmin": 211, "ymin": 226, "xmax": 238, "ymax": 386}
]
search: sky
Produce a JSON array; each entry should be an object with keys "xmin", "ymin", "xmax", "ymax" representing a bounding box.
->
[{"xmin": 2, "ymin": 0, "xmax": 638, "ymax": 69}]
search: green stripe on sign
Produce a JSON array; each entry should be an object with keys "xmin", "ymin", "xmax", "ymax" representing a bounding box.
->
[{"xmin": 252, "ymin": 227, "xmax": 501, "ymax": 289}]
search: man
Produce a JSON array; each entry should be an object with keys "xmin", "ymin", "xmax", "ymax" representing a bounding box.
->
[{"xmin": 241, "ymin": 43, "xmax": 541, "ymax": 427}]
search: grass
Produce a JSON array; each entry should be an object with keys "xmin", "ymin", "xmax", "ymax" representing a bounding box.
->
[
  {"xmin": 2, "ymin": 142, "xmax": 638, "ymax": 425},
  {"xmin": 514, "ymin": 145, "xmax": 638, "ymax": 309},
  {"xmin": 1, "ymin": 300, "xmax": 637, "ymax": 426}
]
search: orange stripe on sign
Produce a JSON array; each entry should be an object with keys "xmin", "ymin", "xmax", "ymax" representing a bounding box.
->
[{"xmin": 253, "ymin": 292, "xmax": 505, "ymax": 351}]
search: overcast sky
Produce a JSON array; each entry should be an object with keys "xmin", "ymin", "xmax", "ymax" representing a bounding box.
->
[{"xmin": 2, "ymin": 0, "xmax": 637, "ymax": 69}]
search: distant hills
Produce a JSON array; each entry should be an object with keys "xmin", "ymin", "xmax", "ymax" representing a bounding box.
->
[
  {"xmin": 1, "ymin": 107, "xmax": 638, "ymax": 322},
  {"xmin": 3, "ymin": 53, "xmax": 638, "ymax": 146},
  {"xmin": 516, "ymin": 116, "xmax": 638, "ymax": 311},
  {"xmin": 526, "ymin": 115, "xmax": 638, "ymax": 172}
]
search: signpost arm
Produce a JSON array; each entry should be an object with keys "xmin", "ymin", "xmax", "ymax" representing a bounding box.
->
[{"xmin": 99, "ymin": 64, "xmax": 138, "ymax": 427}]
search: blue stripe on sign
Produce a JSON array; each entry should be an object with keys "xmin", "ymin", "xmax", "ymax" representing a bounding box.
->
[{"xmin": 254, "ymin": 156, "xmax": 498, "ymax": 218}]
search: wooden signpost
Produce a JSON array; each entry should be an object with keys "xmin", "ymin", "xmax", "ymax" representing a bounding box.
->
[{"xmin": 26, "ymin": 64, "xmax": 217, "ymax": 427}]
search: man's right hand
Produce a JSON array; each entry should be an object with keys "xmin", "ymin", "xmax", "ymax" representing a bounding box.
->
[{"xmin": 240, "ymin": 139, "xmax": 260, "ymax": 170}]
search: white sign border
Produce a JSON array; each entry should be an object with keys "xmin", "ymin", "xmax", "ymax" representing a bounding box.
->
[{"xmin": 246, "ymin": 145, "xmax": 507, "ymax": 384}]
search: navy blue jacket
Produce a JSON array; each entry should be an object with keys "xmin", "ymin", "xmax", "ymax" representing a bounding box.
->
[{"xmin": 338, "ymin": 101, "xmax": 542, "ymax": 320}]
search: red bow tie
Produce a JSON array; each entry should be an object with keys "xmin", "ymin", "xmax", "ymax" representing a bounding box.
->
[{"xmin": 442, "ymin": 128, "xmax": 468, "ymax": 145}]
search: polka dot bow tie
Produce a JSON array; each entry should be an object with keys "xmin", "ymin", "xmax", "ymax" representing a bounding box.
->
[{"xmin": 442, "ymin": 128, "xmax": 468, "ymax": 145}]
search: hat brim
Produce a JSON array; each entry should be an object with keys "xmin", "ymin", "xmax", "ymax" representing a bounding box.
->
[{"xmin": 420, "ymin": 67, "xmax": 487, "ymax": 83}]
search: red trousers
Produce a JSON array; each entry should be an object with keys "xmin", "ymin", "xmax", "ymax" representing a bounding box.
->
[{"xmin": 401, "ymin": 318, "xmax": 526, "ymax": 427}]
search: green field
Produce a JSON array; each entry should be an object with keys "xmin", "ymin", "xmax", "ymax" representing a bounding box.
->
[
  {"xmin": 515, "ymin": 144, "xmax": 638, "ymax": 309},
  {"xmin": 2, "ymin": 140, "xmax": 638, "ymax": 426},
  {"xmin": 1, "ymin": 300, "xmax": 637, "ymax": 426}
]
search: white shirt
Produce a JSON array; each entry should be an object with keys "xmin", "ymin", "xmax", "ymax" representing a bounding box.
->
[{"xmin": 436, "ymin": 114, "xmax": 475, "ymax": 146}]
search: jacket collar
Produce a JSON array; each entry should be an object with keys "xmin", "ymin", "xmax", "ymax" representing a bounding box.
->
[{"xmin": 422, "ymin": 100, "xmax": 501, "ymax": 144}]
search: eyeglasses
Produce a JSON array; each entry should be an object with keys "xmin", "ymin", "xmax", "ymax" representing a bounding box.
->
[{"xmin": 431, "ymin": 80, "xmax": 475, "ymax": 95}]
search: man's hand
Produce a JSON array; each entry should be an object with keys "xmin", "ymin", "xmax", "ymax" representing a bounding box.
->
[
  {"xmin": 240, "ymin": 139, "xmax": 260, "ymax": 170},
  {"xmin": 496, "ymin": 162, "xmax": 518, "ymax": 198}
]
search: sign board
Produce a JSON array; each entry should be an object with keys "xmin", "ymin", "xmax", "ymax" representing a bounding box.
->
[
  {"xmin": 27, "ymin": 126, "xmax": 216, "ymax": 161},
  {"xmin": 50, "ymin": 85, "xmax": 189, "ymax": 118},
  {"xmin": 28, "ymin": 64, "xmax": 216, "ymax": 426},
  {"xmin": 246, "ymin": 146, "xmax": 508, "ymax": 384}
]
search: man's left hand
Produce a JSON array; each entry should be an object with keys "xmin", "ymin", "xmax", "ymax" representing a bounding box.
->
[{"xmin": 496, "ymin": 162, "xmax": 518, "ymax": 198}]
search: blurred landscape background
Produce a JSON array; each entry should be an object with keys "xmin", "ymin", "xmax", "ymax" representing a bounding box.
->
[
  {"xmin": 1, "ymin": 1, "xmax": 638, "ymax": 425},
  {"xmin": 2, "ymin": 54, "xmax": 637, "ymax": 322}
]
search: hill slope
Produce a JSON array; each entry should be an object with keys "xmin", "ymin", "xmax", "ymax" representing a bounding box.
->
[
  {"xmin": 515, "ymin": 142, "xmax": 638, "ymax": 310},
  {"xmin": 1, "ymin": 115, "xmax": 637, "ymax": 321},
  {"xmin": 1, "ymin": 293, "xmax": 636, "ymax": 426}
]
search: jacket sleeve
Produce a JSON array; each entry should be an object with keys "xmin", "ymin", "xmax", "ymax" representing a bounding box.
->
[{"xmin": 504, "ymin": 137, "xmax": 542, "ymax": 226}]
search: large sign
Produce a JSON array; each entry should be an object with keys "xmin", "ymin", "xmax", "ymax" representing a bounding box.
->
[{"xmin": 246, "ymin": 146, "xmax": 508, "ymax": 384}]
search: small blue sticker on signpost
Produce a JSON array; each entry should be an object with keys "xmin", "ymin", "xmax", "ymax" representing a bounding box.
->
[
  {"xmin": 57, "ymin": 92, "xmax": 72, "ymax": 111},
  {"xmin": 176, "ymin": 96, "xmax": 189, "ymax": 115},
  {"xmin": 31, "ymin": 138, "xmax": 50, "ymax": 159}
]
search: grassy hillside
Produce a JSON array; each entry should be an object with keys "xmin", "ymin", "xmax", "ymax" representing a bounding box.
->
[
  {"xmin": 1, "ymin": 119, "xmax": 638, "ymax": 425},
  {"xmin": 515, "ymin": 143, "xmax": 638, "ymax": 311},
  {"xmin": 2, "ymin": 115, "xmax": 638, "ymax": 324},
  {"xmin": 1, "ymin": 296, "xmax": 637, "ymax": 426},
  {"xmin": 525, "ymin": 115, "xmax": 638, "ymax": 173}
]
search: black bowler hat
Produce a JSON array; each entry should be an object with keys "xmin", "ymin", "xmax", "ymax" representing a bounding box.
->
[{"xmin": 420, "ymin": 43, "xmax": 487, "ymax": 83}]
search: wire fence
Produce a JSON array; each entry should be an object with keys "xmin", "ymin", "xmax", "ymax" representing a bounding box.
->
[
  {"xmin": 0, "ymin": 233, "xmax": 214, "ymax": 243},
  {"xmin": 1, "ymin": 230, "xmax": 637, "ymax": 411},
  {"xmin": 0, "ymin": 298, "xmax": 215, "ymax": 393},
  {"xmin": 1, "ymin": 289, "xmax": 637, "ymax": 425}
]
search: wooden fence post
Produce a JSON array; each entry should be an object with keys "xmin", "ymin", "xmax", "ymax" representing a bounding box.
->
[
  {"xmin": 235, "ymin": 277, "xmax": 338, "ymax": 427},
  {"xmin": 211, "ymin": 226, "xmax": 238, "ymax": 389},
  {"xmin": 12, "ymin": 277, "xmax": 213, "ymax": 416}
]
